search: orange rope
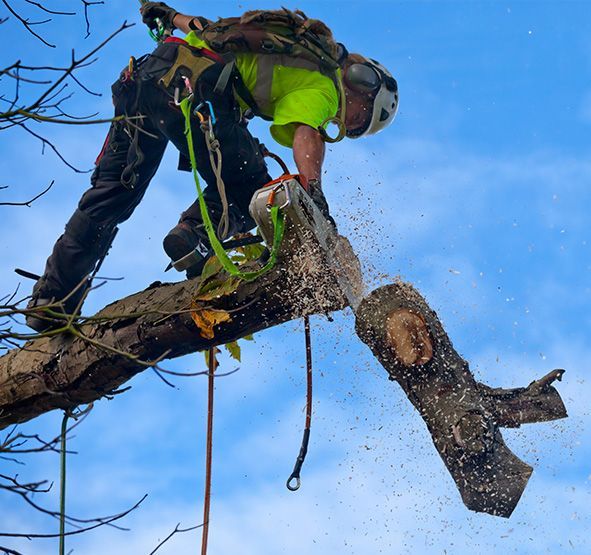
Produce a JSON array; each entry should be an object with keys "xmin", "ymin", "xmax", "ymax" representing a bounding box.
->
[
  {"xmin": 304, "ymin": 316, "xmax": 313, "ymax": 430},
  {"xmin": 201, "ymin": 347, "xmax": 217, "ymax": 555}
]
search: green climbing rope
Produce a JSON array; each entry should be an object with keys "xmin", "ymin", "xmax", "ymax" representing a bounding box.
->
[
  {"xmin": 180, "ymin": 98, "xmax": 285, "ymax": 281},
  {"xmin": 59, "ymin": 412, "xmax": 68, "ymax": 555}
]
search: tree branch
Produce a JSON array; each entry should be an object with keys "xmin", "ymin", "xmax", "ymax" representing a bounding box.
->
[
  {"xmin": 0, "ymin": 181, "xmax": 53, "ymax": 207},
  {"xmin": 1, "ymin": 0, "xmax": 55, "ymax": 47},
  {"xmin": 0, "ymin": 196, "xmax": 568, "ymax": 518}
]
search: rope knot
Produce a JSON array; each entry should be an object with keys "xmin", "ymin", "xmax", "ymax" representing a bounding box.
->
[{"xmin": 208, "ymin": 138, "xmax": 221, "ymax": 152}]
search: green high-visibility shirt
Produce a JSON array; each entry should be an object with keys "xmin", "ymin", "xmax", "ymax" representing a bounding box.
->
[{"xmin": 184, "ymin": 32, "xmax": 339, "ymax": 148}]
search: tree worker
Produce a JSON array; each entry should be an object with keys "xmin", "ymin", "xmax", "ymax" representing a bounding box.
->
[{"xmin": 25, "ymin": 3, "xmax": 399, "ymax": 332}]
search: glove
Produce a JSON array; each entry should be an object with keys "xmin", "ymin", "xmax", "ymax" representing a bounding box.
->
[
  {"xmin": 308, "ymin": 179, "xmax": 337, "ymax": 230},
  {"xmin": 140, "ymin": 2, "xmax": 178, "ymax": 31}
]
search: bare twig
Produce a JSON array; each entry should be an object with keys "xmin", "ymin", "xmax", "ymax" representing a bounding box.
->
[
  {"xmin": 0, "ymin": 545, "xmax": 25, "ymax": 555},
  {"xmin": 24, "ymin": 1, "xmax": 75, "ymax": 16},
  {"xmin": 1, "ymin": 0, "xmax": 55, "ymax": 47},
  {"xmin": 0, "ymin": 21, "xmax": 133, "ymax": 121},
  {"xmin": 0, "ymin": 181, "xmax": 53, "ymax": 207},
  {"xmin": 81, "ymin": 0, "xmax": 104, "ymax": 38},
  {"xmin": 149, "ymin": 522, "xmax": 204, "ymax": 555},
  {"xmin": 17, "ymin": 123, "xmax": 90, "ymax": 172},
  {"xmin": 0, "ymin": 494, "xmax": 148, "ymax": 538}
]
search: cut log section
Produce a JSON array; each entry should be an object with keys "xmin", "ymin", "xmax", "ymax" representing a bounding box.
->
[{"xmin": 355, "ymin": 282, "xmax": 567, "ymax": 517}]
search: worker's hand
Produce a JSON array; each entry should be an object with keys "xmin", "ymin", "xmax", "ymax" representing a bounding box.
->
[
  {"xmin": 140, "ymin": 2, "xmax": 178, "ymax": 31},
  {"xmin": 308, "ymin": 179, "xmax": 337, "ymax": 230}
]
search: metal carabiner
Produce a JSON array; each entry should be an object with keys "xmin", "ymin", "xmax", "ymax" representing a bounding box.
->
[
  {"xmin": 173, "ymin": 87, "xmax": 182, "ymax": 106},
  {"xmin": 182, "ymin": 75, "xmax": 194, "ymax": 97},
  {"xmin": 205, "ymin": 101, "xmax": 217, "ymax": 126},
  {"xmin": 193, "ymin": 101, "xmax": 204, "ymax": 116},
  {"xmin": 173, "ymin": 76, "xmax": 194, "ymax": 106},
  {"xmin": 265, "ymin": 180, "xmax": 291, "ymax": 212}
]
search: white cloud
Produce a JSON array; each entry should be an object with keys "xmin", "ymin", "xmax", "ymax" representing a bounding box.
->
[{"xmin": 19, "ymin": 379, "xmax": 586, "ymax": 555}]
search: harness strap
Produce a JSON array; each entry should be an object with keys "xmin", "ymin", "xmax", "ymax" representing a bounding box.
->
[
  {"xmin": 231, "ymin": 69, "xmax": 271, "ymax": 122},
  {"xmin": 213, "ymin": 59, "xmax": 236, "ymax": 96},
  {"xmin": 179, "ymin": 97, "xmax": 285, "ymax": 281}
]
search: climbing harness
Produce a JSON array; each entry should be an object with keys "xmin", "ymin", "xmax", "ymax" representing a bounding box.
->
[
  {"xmin": 189, "ymin": 8, "xmax": 349, "ymax": 126},
  {"xmin": 155, "ymin": 10, "xmax": 350, "ymax": 143},
  {"xmin": 179, "ymin": 96, "xmax": 286, "ymax": 281},
  {"xmin": 286, "ymin": 316, "xmax": 314, "ymax": 491}
]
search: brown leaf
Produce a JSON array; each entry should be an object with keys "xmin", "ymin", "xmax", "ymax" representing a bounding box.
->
[{"xmin": 190, "ymin": 303, "xmax": 232, "ymax": 339}]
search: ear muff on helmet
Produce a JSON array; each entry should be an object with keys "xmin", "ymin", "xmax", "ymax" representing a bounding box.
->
[
  {"xmin": 343, "ymin": 55, "xmax": 399, "ymax": 139},
  {"xmin": 343, "ymin": 63, "xmax": 382, "ymax": 94}
]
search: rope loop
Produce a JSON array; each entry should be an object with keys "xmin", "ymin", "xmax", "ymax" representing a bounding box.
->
[{"xmin": 318, "ymin": 116, "xmax": 347, "ymax": 143}]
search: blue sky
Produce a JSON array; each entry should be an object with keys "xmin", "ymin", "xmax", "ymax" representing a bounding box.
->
[{"xmin": 0, "ymin": 1, "xmax": 590, "ymax": 554}]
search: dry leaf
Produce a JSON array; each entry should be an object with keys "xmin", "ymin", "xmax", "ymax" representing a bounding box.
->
[{"xmin": 191, "ymin": 303, "xmax": 231, "ymax": 339}]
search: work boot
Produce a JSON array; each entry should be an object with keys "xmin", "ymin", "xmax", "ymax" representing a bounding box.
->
[
  {"xmin": 163, "ymin": 221, "xmax": 211, "ymax": 279},
  {"xmin": 25, "ymin": 295, "xmax": 63, "ymax": 333},
  {"xmin": 25, "ymin": 277, "xmax": 88, "ymax": 333}
]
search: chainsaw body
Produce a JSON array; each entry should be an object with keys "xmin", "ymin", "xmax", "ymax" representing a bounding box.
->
[{"xmin": 249, "ymin": 176, "xmax": 364, "ymax": 309}]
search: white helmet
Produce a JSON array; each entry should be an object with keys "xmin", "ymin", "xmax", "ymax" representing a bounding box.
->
[{"xmin": 343, "ymin": 55, "xmax": 399, "ymax": 138}]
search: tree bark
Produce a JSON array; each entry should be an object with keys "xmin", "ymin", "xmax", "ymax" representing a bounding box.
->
[
  {"xmin": 0, "ymin": 241, "xmax": 354, "ymax": 429},
  {"xmin": 0, "ymin": 213, "xmax": 567, "ymax": 518},
  {"xmin": 355, "ymin": 282, "xmax": 567, "ymax": 517}
]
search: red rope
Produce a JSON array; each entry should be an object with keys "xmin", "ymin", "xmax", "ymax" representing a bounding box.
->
[
  {"xmin": 201, "ymin": 347, "xmax": 217, "ymax": 555},
  {"xmin": 304, "ymin": 317, "xmax": 313, "ymax": 430}
]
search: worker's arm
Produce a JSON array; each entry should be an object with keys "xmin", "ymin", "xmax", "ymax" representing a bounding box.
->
[
  {"xmin": 292, "ymin": 124, "xmax": 325, "ymax": 182},
  {"xmin": 172, "ymin": 13, "xmax": 203, "ymax": 34},
  {"xmin": 140, "ymin": 3, "xmax": 203, "ymax": 35},
  {"xmin": 292, "ymin": 125, "xmax": 336, "ymax": 226}
]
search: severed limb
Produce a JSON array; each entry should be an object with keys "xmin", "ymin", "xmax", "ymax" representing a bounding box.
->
[{"xmin": 355, "ymin": 282, "xmax": 567, "ymax": 518}]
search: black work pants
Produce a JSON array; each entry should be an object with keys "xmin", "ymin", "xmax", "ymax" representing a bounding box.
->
[{"xmin": 36, "ymin": 46, "xmax": 271, "ymax": 304}]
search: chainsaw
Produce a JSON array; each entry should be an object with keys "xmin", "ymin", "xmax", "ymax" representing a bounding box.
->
[{"xmin": 249, "ymin": 176, "xmax": 364, "ymax": 310}]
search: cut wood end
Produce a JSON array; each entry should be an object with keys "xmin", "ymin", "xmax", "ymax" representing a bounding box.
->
[{"xmin": 386, "ymin": 308, "xmax": 434, "ymax": 367}]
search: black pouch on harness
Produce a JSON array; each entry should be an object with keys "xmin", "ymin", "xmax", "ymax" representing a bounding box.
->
[
  {"xmin": 136, "ymin": 41, "xmax": 181, "ymax": 82},
  {"xmin": 151, "ymin": 41, "xmax": 218, "ymax": 96}
]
